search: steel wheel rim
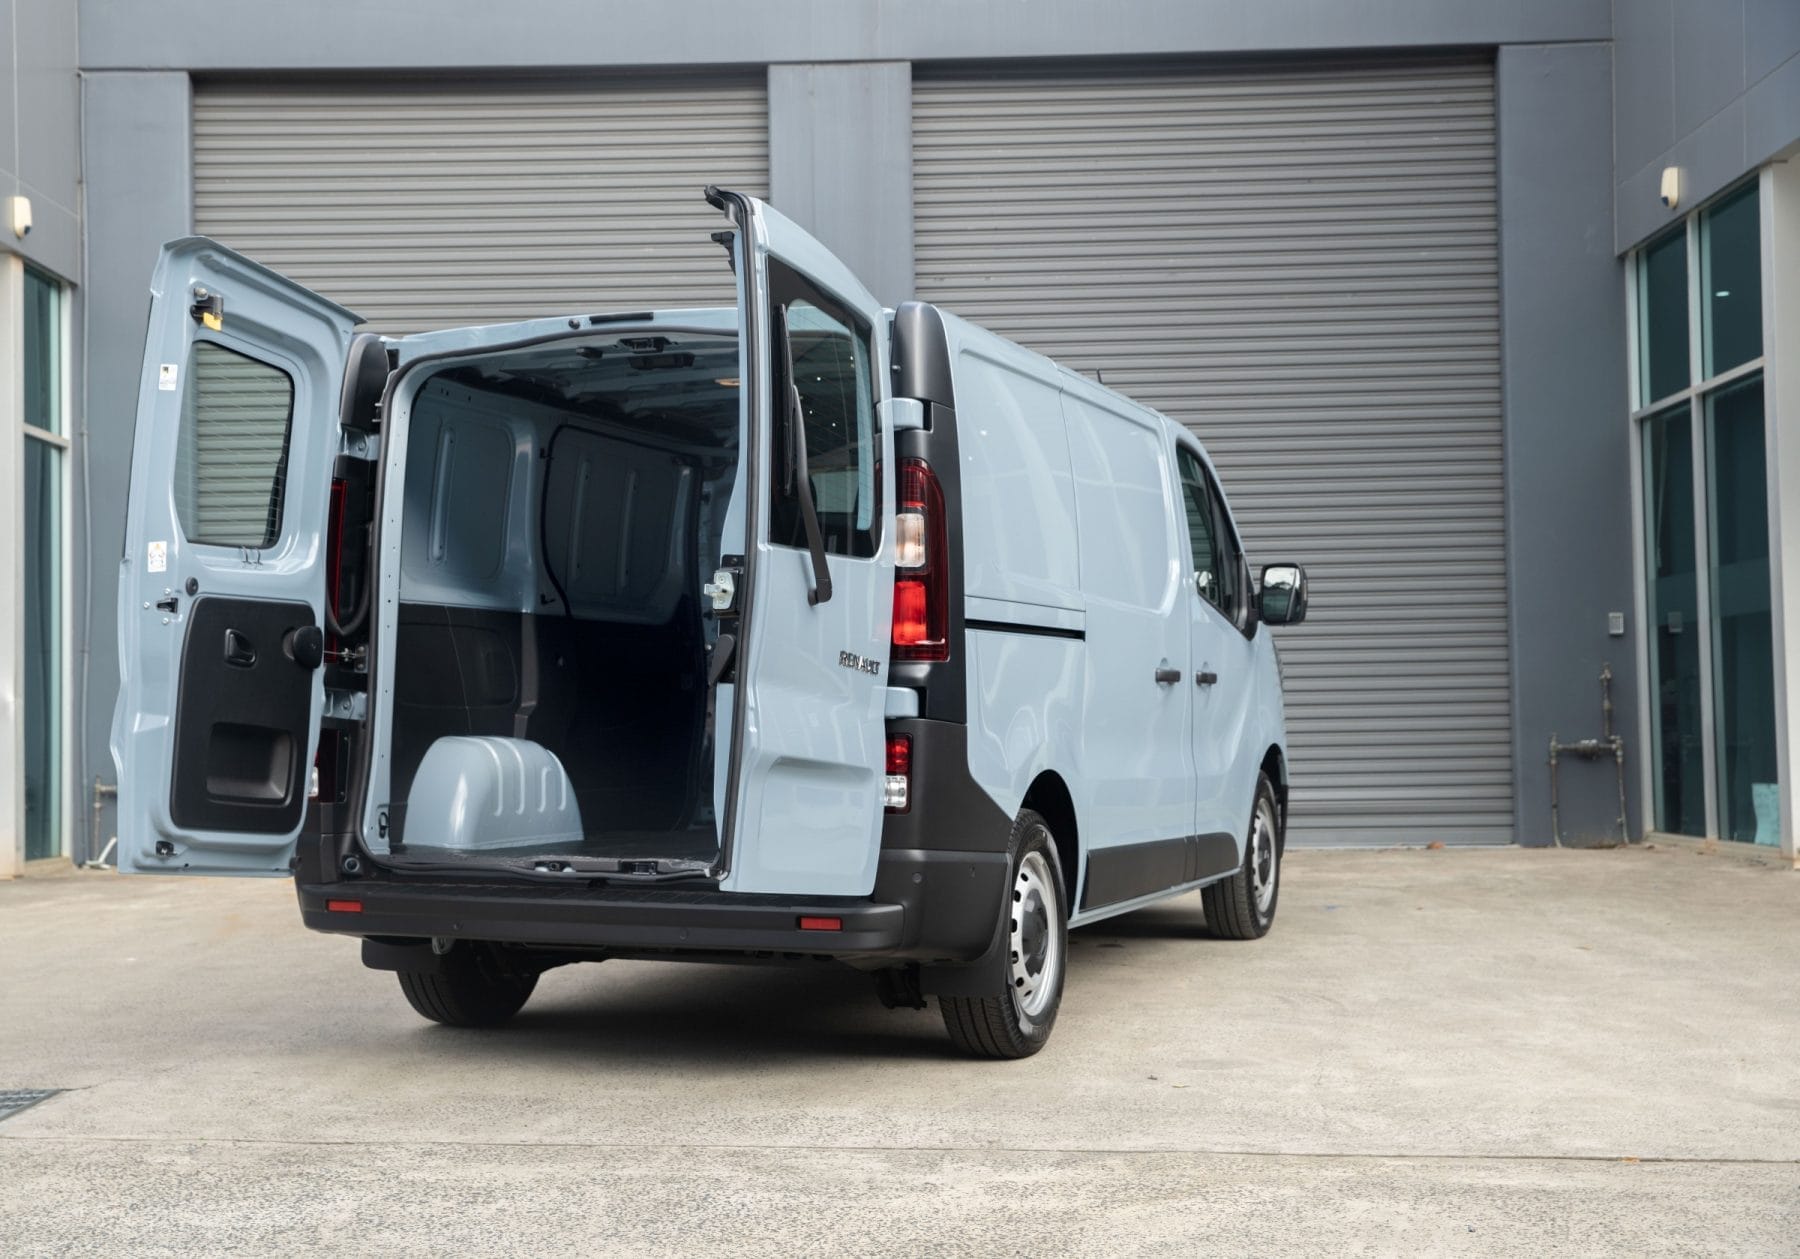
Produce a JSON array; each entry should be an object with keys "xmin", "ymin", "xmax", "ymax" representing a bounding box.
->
[
  {"xmin": 1251, "ymin": 799, "xmax": 1279, "ymax": 915},
  {"xmin": 1009, "ymin": 847, "xmax": 1062, "ymax": 1019}
]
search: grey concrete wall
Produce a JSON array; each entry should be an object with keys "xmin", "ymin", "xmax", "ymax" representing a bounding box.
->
[
  {"xmin": 1615, "ymin": 0, "xmax": 1800, "ymax": 250},
  {"xmin": 768, "ymin": 63, "xmax": 913, "ymax": 307},
  {"xmin": 77, "ymin": 0, "xmax": 1610, "ymax": 69},
  {"xmin": 77, "ymin": 73, "xmax": 191, "ymax": 859},
  {"xmin": 1498, "ymin": 42, "xmax": 1637, "ymax": 844},
  {"xmin": 0, "ymin": 0, "xmax": 80, "ymax": 281}
]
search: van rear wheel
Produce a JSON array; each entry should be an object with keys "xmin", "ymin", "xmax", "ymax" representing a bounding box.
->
[
  {"xmin": 396, "ymin": 943, "xmax": 538, "ymax": 1028},
  {"xmin": 1202, "ymin": 773, "xmax": 1282, "ymax": 940},
  {"xmin": 940, "ymin": 809, "xmax": 1067, "ymax": 1059}
]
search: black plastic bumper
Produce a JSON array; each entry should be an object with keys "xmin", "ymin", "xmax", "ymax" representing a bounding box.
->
[{"xmin": 300, "ymin": 847, "xmax": 1007, "ymax": 966}]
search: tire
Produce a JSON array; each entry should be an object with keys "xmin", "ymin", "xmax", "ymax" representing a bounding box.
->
[
  {"xmin": 396, "ymin": 944, "xmax": 538, "ymax": 1028},
  {"xmin": 1202, "ymin": 773, "xmax": 1282, "ymax": 940},
  {"xmin": 940, "ymin": 809, "xmax": 1068, "ymax": 1059}
]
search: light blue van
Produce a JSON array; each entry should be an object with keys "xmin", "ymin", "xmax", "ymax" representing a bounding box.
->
[{"xmin": 113, "ymin": 190, "xmax": 1308, "ymax": 1058}]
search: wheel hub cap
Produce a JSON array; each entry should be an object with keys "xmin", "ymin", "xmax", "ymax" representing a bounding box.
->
[{"xmin": 1008, "ymin": 847, "xmax": 1063, "ymax": 1019}]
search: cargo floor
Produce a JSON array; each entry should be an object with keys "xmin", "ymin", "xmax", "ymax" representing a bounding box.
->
[{"xmin": 387, "ymin": 830, "xmax": 718, "ymax": 866}]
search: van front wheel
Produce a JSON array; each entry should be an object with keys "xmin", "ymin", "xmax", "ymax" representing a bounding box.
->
[
  {"xmin": 396, "ymin": 944, "xmax": 538, "ymax": 1028},
  {"xmin": 940, "ymin": 810, "xmax": 1068, "ymax": 1059},
  {"xmin": 1202, "ymin": 773, "xmax": 1282, "ymax": 940}
]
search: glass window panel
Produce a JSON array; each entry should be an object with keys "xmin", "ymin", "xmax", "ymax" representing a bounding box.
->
[
  {"xmin": 1638, "ymin": 226, "xmax": 1689, "ymax": 404},
  {"xmin": 23, "ymin": 267, "xmax": 61, "ymax": 435},
  {"xmin": 1642, "ymin": 406, "xmax": 1705, "ymax": 836},
  {"xmin": 1176, "ymin": 447, "xmax": 1223, "ymax": 612},
  {"xmin": 1705, "ymin": 374, "xmax": 1777, "ymax": 844},
  {"xmin": 173, "ymin": 342, "xmax": 296, "ymax": 548},
  {"xmin": 24, "ymin": 437, "xmax": 62, "ymax": 860},
  {"xmin": 1205, "ymin": 468, "xmax": 1244, "ymax": 625},
  {"xmin": 1701, "ymin": 181, "xmax": 1762, "ymax": 378},
  {"xmin": 769, "ymin": 282, "xmax": 878, "ymax": 559}
]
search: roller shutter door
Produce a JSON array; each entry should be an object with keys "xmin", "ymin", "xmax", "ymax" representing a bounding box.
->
[
  {"xmin": 193, "ymin": 77, "xmax": 768, "ymax": 333},
  {"xmin": 914, "ymin": 60, "xmax": 1508, "ymax": 845}
]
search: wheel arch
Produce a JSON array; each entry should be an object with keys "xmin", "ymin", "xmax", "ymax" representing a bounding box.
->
[
  {"xmin": 1021, "ymin": 770, "xmax": 1080, "ymax": 908},
  {"xmin": 1260, "ymin": 744, "xmax": 1289, "ymax": 841}
]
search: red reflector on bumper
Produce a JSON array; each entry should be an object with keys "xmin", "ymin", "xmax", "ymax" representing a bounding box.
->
[
  {"xmin": 798, "ymin": 916, "xmax": 842, "ymax": 932},
  {"xmin": 326, "ymin": 900, "xmax": 364, "ymax": 914}
]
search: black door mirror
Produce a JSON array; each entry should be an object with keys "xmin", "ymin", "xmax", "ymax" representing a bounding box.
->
[{"xmin": 1258, "ymin": 564, "xmax": 1309, "ymax": 626}]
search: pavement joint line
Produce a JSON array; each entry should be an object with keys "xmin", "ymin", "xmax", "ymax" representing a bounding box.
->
[{"xmin": 0, "ymin": 1133, "xmax": 1796, "ymax": 1166}]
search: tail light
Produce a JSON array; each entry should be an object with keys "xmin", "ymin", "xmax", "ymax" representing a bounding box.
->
[
  {"xmin": 884, "ymin": 734, "xmax": 912, "ymax": 813},
  {"xmin": 892, "ymin": 459, "xmax": 948, "ymax": 661}
]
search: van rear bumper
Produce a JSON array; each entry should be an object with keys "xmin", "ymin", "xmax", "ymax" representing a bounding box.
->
[{"xmin": 298, "ymin": 847, "xmax": 1007, "ymax": 966}]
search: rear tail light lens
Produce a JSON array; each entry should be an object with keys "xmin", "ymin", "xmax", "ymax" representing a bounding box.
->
[
  {"xmin": 895, "ymin": 511, "xmax": 927, "ymax": 570},
  {"xmin": 892, "ymin": 459, "xmax": 948, "ymax": 662},
  {"xmin": 885, "ymin": 733, "xmax": 912, "ymax": 813}
]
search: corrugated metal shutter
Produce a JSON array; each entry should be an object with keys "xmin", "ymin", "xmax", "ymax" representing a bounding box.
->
[
  {"xmin": 193, "ymin": 77, "xmax": 768, "ymax": 333},
  {"xmin": 914, "ymin": 59, "xmax": 1509, "ymax": 845}
]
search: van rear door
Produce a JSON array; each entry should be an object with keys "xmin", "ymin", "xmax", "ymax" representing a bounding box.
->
[
  {"xmin": 111, "ymin": 238, "xmax": 359, "ymax": 874},
  {"xmin": 707, "ymin": 190, "xmax": 896, "ymax": 896}
]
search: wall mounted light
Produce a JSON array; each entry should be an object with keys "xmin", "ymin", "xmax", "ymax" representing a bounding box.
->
[
  {"xmin": 4, "ymin": 194, "xmax": 30, "ymax": 239},
  {"xmin": 1659, "ymin": 166, "xmax": 1682, "ymax": 211}
]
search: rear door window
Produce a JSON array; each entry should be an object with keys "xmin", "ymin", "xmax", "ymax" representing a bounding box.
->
[
  {"xmin": 769, "ymin": 260, "xmax": 879, "ymax": 559},
  {"xmin": 173, "ymin": 340, "xmax": 296, "ymax": 548}
]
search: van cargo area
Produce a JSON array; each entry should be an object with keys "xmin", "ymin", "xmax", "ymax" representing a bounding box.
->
[{"xmin": 366, "ymin": 326, "xmax": 742, "ymax": 874}]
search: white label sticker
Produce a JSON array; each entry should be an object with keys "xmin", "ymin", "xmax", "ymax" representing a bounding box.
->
[
  {"xmin": 147, "ymin": 540, "xmax": 167, "ymax": 573},
  {"xmin": 158, "ymin": 364, "xmax": 179, "ymax": 391}
]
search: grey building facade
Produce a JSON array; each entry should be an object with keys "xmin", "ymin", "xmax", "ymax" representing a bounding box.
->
[{"xmin": 3, "ymin": 0, "xmax": 1797, "ymax": 875}]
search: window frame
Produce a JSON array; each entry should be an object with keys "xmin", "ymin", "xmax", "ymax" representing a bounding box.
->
[
  {"xmin": 1626, "ymin": 172, "xmax": 1771, "ymax": 843},
  {"xmin": 7, "ymin": 261, "xmax": 75, "ymax": 870},
  {"xmin": 1175, "ymin": 439, "xmax": 1251, "ymax": 636},
  {"xmin": 765, "ymin": 257, "xmax": 882, "ymax": 561},
  {"xmin": 172, "ymin": 336, "xmax": 299, "ymax": 551}
]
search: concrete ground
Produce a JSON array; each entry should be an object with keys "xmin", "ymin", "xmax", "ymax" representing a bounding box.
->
[{"xmin": 1, "ymin": 845, "xmax": 1796, "ymax": 1257}]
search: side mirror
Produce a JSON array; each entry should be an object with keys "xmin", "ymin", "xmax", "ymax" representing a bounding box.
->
[{"xmin": 1258, "ymin": 563, "xmax": 1308, "ymax": 626}]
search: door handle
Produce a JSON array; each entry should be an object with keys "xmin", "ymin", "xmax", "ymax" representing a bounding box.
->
[
  {"xmin": 1154, "ymin": 665, "xmax": 1182, "ymax": 685},
  {"xmin": 223, "ymin": 629, "xmax": 257, "ymax": 669},
  {"xmin": 1196, "ymin": 670, "xmax": 1219, "ymax": 687}
]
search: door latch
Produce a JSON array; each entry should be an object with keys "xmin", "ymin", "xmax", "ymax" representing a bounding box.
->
[
  {"xmin": 154, "ymin": 595, "xmax": 179, "ymax": 615},
  {"xmin": 703, "ymin": 556, "xmax": 744, "ymax": 617}
]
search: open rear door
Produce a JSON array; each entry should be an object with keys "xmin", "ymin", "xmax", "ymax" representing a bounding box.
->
[
  {"xmin": 111, "ymin": 239, "xmax": 359, "ymax": 874},
  {"xmin": 707, "ymin": 190, "xmax": 896, "ymax": 896}
]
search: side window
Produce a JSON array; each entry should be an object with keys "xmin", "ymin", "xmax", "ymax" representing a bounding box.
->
[
  {"xmin": 1206, "ymin": 470, "xmax": 1245, "ymax": 625},
  {"xmin": 769, "ymin": 262, "xmax": 879, "ymax": 559},
  {"xmin": 172, "ymin": 341, "xmax": 296, "ymax": 548},
  {"xmin": 1177, "ymin": 446, "xmax": 1224, "ymax": 611}
]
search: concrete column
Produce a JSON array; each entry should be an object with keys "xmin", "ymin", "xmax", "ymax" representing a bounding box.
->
[
  {"xmin": 77, "ymin": 73, "xmax": 193, "ymax": 859},
  {"xmin": 767, "ymin": 62, "xmax": 914, "ymax": 307},
  {"xmin": 1760, "ymin": 157, "xmax": 1800, "ymax": 867},
  {"xmin": 1496, "ymin": 44, "xmax": 1638, "ymax": 845}
]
